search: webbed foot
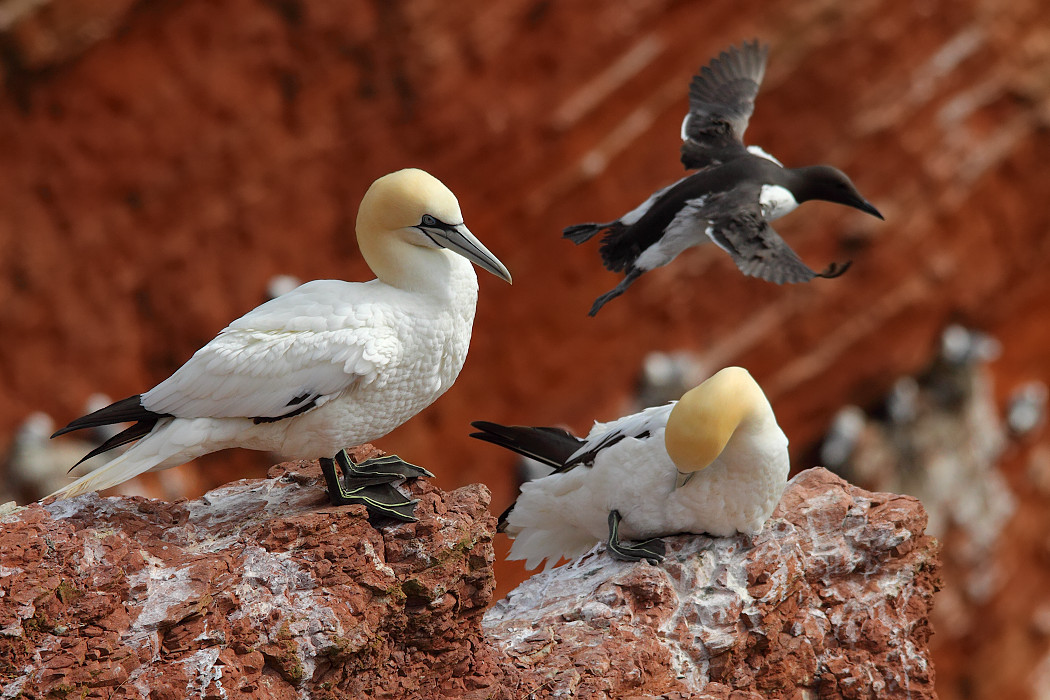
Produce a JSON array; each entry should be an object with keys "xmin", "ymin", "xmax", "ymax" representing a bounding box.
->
[
  {"xmin": 319, "ymin": 455, "xmax": 421, "ymax": 521},
  {"xmin": 606, "ymin": 509, "xmax": 666, "ymax": 564},
  {"xmin": 335, "ymin": 450, "xmax": 434, "ymax": 482}
]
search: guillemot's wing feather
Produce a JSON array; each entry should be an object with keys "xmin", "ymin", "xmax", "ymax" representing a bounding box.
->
[
  {"xmin": 708, "ymin": 209, "xmax": 852, "ymax": 284},
  {"xmin": 680, "ymin": 40, "xmax": 769, "ymax": 170},
  {"xmin": 142, "ymin": 281, "xmax": 401, "ymax": 421}
]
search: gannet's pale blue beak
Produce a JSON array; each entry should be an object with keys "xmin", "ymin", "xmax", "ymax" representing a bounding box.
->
[{"xmin": 422, "ymin": 222, "xmax": 513, "ymax": 283}]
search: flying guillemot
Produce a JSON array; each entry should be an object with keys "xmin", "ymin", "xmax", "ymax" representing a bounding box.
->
[
  {"xmin": 47, "ymin": 169, "xmax": 512, "ymax": 522},
  {"xmin": 564, "ymin": 40, "xmax": 884, "ymax": 316},
  {"xmin": 471, "ymin": 367, "xmax": 790, "ymax": 570}
]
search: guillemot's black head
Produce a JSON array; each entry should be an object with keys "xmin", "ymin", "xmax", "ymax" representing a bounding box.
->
[{"xmin": 790, "ymin": 165, "xmax": 883, "ymax": 220}]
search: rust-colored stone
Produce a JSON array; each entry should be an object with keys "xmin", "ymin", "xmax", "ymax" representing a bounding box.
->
[
  {"xmin": 0, "ymin": 455, "xmax": 507, "ymax": 698},
  {"xmin": 485, "ymin": 468, "xmax": 940, "ymax": 699}
]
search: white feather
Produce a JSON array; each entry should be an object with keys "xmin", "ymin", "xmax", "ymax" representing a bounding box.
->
[
  {"xmin": 49, "ymin": 169, "xmax": 506, "ymax": 500},
  {"xmin": 758, "ymin": 184, "xmax": 798, "ymax": 220},
  {"xmin": 746, "ymin": 145, "xmax": 783, "ymax": 166},
  {"xmin": 504, "ymin": 390, "xmax": 789, "ymax": 569},
  {"xmin": 633, "ymin": 196, "xmax": 710, "ymax": 271}
]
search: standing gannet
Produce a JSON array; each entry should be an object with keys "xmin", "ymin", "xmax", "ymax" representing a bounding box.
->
[
  {"xmin": 564, "ymin": 40, "xmax": 884, "ymax": 316},
  {"xmin": 48, "ymin": 168, "xmax": 512, "ymax": 521},
  {"xmin": 471, "ymin": 367, "xmax": 789, "ymax": 569}
]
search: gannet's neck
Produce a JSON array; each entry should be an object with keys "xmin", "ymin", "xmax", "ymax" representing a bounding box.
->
[
  {"xmin": 664, "ymin": 367, "xmax": 774, "ymax": 475},
  {"xmin": 355, "ymin": 222, "xmax": 470, "ymax": 295}
]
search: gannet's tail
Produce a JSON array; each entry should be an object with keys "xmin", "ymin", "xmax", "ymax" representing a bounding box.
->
[{"xmin": 46, "ymin": 421, "xmax": 174, "ymax": 500}]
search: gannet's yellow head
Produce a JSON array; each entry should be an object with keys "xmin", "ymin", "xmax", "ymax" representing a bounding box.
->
[
  {"xmin": 356, "ymin": 169, "xmax": 512, "ymax": 288},
  {"xmin": 664, "ymin": 367, "xmax": 774, "ymax": 474}
]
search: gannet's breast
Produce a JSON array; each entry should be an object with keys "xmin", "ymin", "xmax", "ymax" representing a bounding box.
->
[
  {"xmin": 504, "ymin": 418, "xmax": 789, "ymax": 569},
  {"xmin": 142, "ymin": 261, "xmax": 480, "ymax": 460}
]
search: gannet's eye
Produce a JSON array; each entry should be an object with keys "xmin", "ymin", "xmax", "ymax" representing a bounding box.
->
[{"xmin": 421, "ymin": 214, "xmax": 438, "ymax": 227}]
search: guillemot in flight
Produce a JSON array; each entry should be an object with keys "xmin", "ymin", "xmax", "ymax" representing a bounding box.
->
[
  {"xmin": 48, "ymin": 168, "xmax": 512, "ymax": 521},
  {"xmin": 471, "ymin": 367, "xmax": 789, "ymax": 569},
  {"xmin": 564, "ymin": 40, "xmax": 883, "ymax": 316}
]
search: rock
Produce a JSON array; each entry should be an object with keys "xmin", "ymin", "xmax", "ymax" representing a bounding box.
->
[
  {"xmin": 0, "ymin": 461, "xmax": 938, "ymax": 698},
  {"xmin": 484, "ymin": 467, "xmax": 940, "ymax": 699},
  {"xmin": 0, "ymin": 447, "xmax": 507, "ymax": 699}
]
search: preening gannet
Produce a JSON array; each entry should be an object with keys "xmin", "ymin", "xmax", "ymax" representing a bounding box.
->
[
  {"xmin": 49, "ymin": 168, "xmax": 512, "ymax": 521},
  {"xmin": 564, "ymin": 40, "xmax": 884, "ymax": 316},
  {"xmin": 471, "ymin": 367, "xmax": 789, "ymax": 569}
]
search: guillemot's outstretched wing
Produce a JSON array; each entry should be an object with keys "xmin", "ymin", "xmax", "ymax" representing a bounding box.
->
[
  {"xmin": 708, "ymin": 209, "xmax": 851, "ymax": 284},
  {"xmin": 680, "ymin": 40, "xmax": 769, "ymax": 170}
]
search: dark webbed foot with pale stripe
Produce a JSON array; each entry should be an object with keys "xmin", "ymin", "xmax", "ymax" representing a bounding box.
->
[
  {"xmin": 319, "ymin": 450, "xmax": 431, "ymax": 522},
  {"xmin": 335, "ymin": 451, "xmax": 433, "ymax": 482},
  {"xmin": 606, "ymin": 510, "xmax": 666, "ymax": 564}
]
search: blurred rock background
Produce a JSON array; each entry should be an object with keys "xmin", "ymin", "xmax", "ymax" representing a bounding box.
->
[{"xmin": 1, "ymin": 0, "xmax": 1049, "ymax": 697}]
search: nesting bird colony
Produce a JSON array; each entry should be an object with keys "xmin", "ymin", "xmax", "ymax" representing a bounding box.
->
[{"xmin": 44, "ymin": 42, "xmax": 882, "ymax": 569}]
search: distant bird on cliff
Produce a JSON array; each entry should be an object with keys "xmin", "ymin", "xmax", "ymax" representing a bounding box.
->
[
  {"xmin": 48, "ymin": 168, "xmax": 512, "ymax": 521},
  {"xmin": 471, "ymin": 367, "xmax": 789, "ymax": 569},
  {"xmin": 564, "ymin": 40, "xmax": 884, "ymax": 315}
]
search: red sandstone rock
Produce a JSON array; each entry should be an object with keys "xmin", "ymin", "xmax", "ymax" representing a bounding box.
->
[
  {"xmin": 484, "ymin": 468, "xmax": 940, "ymax": 699},
  {"xmin": 1, "ymin": 461, "xmax": 937, "ymax": 699},
  {"xmin": 0, "ymin": 447, "xmax": 508, "ymax": 699}
]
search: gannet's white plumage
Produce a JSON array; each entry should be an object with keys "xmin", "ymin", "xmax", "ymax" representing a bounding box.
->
[
  {"xmin": 49, "ymin": 168, "xmax": 511, "ymax": 500},
  {"xmin": 473, "ymin": 367, "xmax": 789, "ymax": 570}
]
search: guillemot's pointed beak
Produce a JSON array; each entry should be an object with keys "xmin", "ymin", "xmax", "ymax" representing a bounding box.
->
[
  {"xmin": 853, "ymin": 197, "xmax": 884, "ymax": 221},
  {"xmin": 428, "ymin": 223, "xmax": 513, "ymax": 283}
]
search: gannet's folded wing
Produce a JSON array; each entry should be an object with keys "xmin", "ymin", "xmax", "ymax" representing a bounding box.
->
[
  {"xmin": 566, "ymin": 402, "xmax": 675, "ymax": 467},
  {"xmin": 142, "ymin": 317, "xmax": 399, "ymax": 421}
]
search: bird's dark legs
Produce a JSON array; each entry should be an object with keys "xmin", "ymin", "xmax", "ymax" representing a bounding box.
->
[
  {"xmin": 335, "ymin": 450, "xmax": 434, "ymax": 481},
  {"xmin": 319, "ymin": 450, "xmax": 431, "ymax": 522},
  {"xmin": 606, "ymin": 510, "xmax": 666, "ymax": 564},
  {"xmin": 589, "ymin": 268, "xmax": 644, "ymax": 317}
]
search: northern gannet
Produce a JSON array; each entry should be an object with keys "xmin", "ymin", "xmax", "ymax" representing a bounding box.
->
[
  {"xmin": 564, "ymin": 40, "xmax": 884, "ymax": 316},
  {"xmin": 471, "ymin": 367, "xmax": 789, "ymax": 569},
  {"xmin": 48, "ymin": 168, "xmax": 512, "ymax": 521}
]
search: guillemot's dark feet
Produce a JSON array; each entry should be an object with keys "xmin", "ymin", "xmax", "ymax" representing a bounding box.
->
[
  {"xmin": 334, "ymin": 450, "xmax": 433, "ymax": 483},
  {"xmin": 588, "ymin": 268, "xmax": 643, "ymax": 317},
  {"xmin": 319, "ymin": 456, "xmax": 420, "ymax": 521},
  {"xmin": 606, "ymin": 510, "xmax": 666, "ymax": 564}
]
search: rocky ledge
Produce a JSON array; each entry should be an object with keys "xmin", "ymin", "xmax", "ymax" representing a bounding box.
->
[
  {"xmin": 0, "ymin": 447, "xmax": 504, "ymax": 699},
  {"xmin": 0, "ymin": 458, "xmax": 938, "ymax": 699},
  {"xmin": 485, "ymin": 467, "xmax": 941, "ymax": 699}
]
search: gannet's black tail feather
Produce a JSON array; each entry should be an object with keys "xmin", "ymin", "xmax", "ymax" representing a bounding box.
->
[{"xmin": 52, "ymin": 395, "xmax": 167, "ymax": 438}]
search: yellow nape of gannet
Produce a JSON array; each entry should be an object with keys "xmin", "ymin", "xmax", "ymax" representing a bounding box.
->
[
  {"xmin": 48, "ymin": 168, "xmax": 512, "ymax": 521},
  {"xmin": 471, "ymin": 366, "xmax": 789, "ymax": 569}
]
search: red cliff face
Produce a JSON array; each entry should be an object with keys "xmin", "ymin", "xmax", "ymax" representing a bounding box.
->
[{"xmin": 1, "ymin": 1, "xmax": 1049, "ymax": 697}]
